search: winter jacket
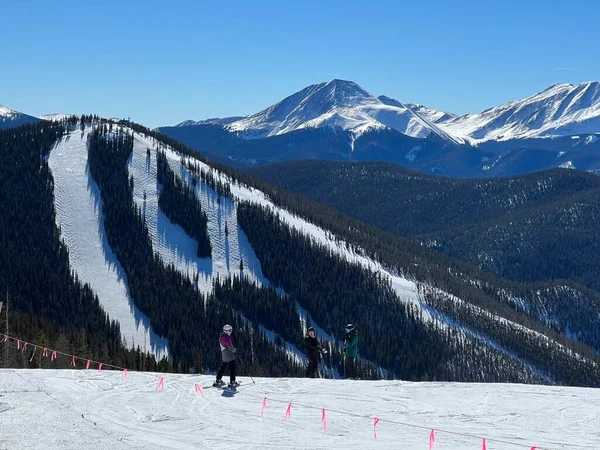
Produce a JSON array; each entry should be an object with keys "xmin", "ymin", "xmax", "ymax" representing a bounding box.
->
[
  {"xmin": 219, "ymin": 332, "xmax": 236, "ymax": 363},
  {"xmin": 305, "ymin": 335, "xmax": 322, "ymax": 360},
  {"xmin": 344, "ymin": 330, "xmax": 358, "ymax": 358}
]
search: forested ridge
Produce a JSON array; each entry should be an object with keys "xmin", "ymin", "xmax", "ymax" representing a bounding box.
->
[
  {"xmin": 0, "ymin": 119, "xmax": 167, "ymax": 371},
  {"xmin": 246, "ymin": 159, "xmax": 600, "ymax": 352}
]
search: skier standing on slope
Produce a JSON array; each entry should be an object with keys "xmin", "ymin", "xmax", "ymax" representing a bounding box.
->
[
  {"xmin": 304, "ymin": 327, "xmax": 327, "ymax": 378},
  {"xmin": 342, "ymin": 323, "xmax": 359, "ymax": 379},
  {"xmin": 214, "ymin": 324, "xmax": 240, "ymax": 388}
]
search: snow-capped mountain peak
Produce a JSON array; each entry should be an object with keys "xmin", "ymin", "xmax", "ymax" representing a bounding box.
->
[{"xmin": 224, "ymin": 79, "xmax": 457, "ymax": 142}]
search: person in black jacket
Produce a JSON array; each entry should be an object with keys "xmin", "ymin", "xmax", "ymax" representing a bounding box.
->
[{"xmin": 304, "ymin": 327, "xmax": 327, "ymax": 378}]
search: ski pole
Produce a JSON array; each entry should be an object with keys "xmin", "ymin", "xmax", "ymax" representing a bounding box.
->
[{"xmin": 236, "ymin": 353, "xmax": 256, "ymax": 384}]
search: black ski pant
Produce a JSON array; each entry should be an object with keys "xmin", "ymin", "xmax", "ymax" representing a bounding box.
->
[
  {"xmin": 345, "ymin": 356, "xmax": 357, "ymax": 379},
  {"xmin": 305, "ymin": 356, "xmax": 318, "ymax": 378},
  {"xmin": 217, "ymin": 359, "xmax": 236, "ymax": 383}
]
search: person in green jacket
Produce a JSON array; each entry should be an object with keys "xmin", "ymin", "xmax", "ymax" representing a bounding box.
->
[{"xmin": 342, "ymin": 323, "xmax": 358, "ymax": 379}]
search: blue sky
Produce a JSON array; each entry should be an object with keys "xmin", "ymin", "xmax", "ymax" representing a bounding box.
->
[{"xmin": 1, "ymin": 0, "xmax": 598, "ymax": 127}]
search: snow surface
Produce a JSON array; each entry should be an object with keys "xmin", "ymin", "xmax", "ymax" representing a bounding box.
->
[
  {"xmin": 48, "ymin": 129, "xmax": 169, "ymax": 358},
  {"xmin": 0, "ymin": 369, "xmax": 597, "ymax": 449}
]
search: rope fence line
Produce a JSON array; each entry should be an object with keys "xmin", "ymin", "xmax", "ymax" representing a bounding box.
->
[
  {"xmin": 0, "ymin": 331, "xmax": 582, "ymax": 449},
  {"xmin": 239, "ymin": 391, "xmax": 553, "ymax": 450}
]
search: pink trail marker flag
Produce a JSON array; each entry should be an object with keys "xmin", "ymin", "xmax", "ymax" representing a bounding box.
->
[
  {"xmin": 43, "ymin": 348, "xmax": 48, "ymax": 357},
  {"xmin": 122, "ymin": 369, "xmax": 128, "ymax": 379},
  {"xmin": 260, "ymin": 397, "xmax": 267, "ymax": 417},
  {"xmin": 51, "ymin": 351, "xmax": 57, "ymax": 361},
  {"xmin": 194, "ymin": 383, "xmax": 205, "ymax": 398},
  {"xmin": 98, "ymin": 363, "xmax": 103, "ymax": 372},
  {"xmin": 155, "ymin": 376, "xmax": 165, "ymax": 391},
  {"xmin": 29, "ymin": 346, "xmax": 37, "ymax": 362},
  {"xmin": 86, "ymin": 359, "xmax": 91, "ymax": 370},
  {"xmin": 71, "ymin": 356, "xmax": 76, "ymax": 367},
  {"xmin": 322, "ymin": 408, "xmax": 327, "ymax": 432},
  {"xmin": 373, "ymin": 417, "xmax": 380, "ymax": 440},
  {"xmin": 21, "ymin": 342, "xmax": 27, "ymax": 353},
  {"xmin": 429, "ymin": 429, "xmax": 435, "ymax": 450},
  {"xmin": 17, "ymin": 340, "xmax": 21, "ymax": 350},
  {"xmin": 284, "ymin": 403, "xmax": 292, "ymax": 420},
  {"xmin": 482, "ymin": 438, "xmax": 487, "ymax": 450}
]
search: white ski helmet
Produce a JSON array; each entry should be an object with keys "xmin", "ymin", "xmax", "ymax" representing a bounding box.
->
[{"xmin": 223, "ymin": 324, "xmax": 233, "ymax": 334}]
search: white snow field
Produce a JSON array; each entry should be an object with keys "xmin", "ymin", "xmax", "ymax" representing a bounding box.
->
[
  {"xmin": 48, "ymin": 129, "xmax": 169, "ymax": 358},
  {"xmin": 0, "ymin": 369, "xmax": 597, "ymax": 450}
]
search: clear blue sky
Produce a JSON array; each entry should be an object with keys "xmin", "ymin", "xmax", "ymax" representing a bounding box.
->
[{"xmin": 1, "ymin": 0, "xmax": 598, "ymax": 127}]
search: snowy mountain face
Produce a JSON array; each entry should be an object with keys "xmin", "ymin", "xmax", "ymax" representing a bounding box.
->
[
  {"xmin": 223, "ymin": 79, "xmax": 458, "ymax": 143},
  {"xmin": 0, "ymin": 104, "xmax": 39, "ymax": 130},
  {"xmin": 440, "ymin": 82, "xmax": 600, "ymax": 142},
  {"xmin": 176, "ymin": 116, "xmax": 244, "ymax": 127}
]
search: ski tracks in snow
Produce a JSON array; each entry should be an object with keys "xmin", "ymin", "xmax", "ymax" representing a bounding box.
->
[{"xmin": 1, "ymin": 370, "xmax": 597, "ymax": 449}]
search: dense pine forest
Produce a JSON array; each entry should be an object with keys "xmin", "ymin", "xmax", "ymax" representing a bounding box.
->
[
  {"xmin": 248, "ymin": 159, "xmax": 600, "ymax": 293},
  {"xmin": 246, "ymin": 159, "xmax": 600, "ymax": 352},
  {"xmin": 156, "ymin": 149, "xmax": 212, "ymax": 257}
]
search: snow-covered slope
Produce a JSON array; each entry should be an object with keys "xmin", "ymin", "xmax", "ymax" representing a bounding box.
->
[
  {"xmin": 0, "ymin": 104, "xmax": 39, "ymax": 129},
  {"xmin": 403, "ymin": 102, "xmax": 457, "ymax": 124},
  {"xmin": 0, "ymin": 369, "xmax": 595, "ymax": 449},
  {"xmin": 224, "ymin": 79, "xmax": 458, "ymax": 143},
  {"xmin": 440, "ymin": 81, "xmax": 600, "ymax": 142},
  {"xmin": 48, "ymin": 128, "xmax": 169, "ymax": 358},
  {"xmin": 127, "ymin": 132, "xmax": 271, "ymax": 294}
]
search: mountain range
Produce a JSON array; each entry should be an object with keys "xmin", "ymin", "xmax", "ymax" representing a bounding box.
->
[{"xmin": 159, "ymin": 79, "xmax": 600, "ymax": 177}]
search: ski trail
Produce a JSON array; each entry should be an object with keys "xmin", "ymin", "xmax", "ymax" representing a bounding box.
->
[
  {"xmin": 128, "ymin": 133, "xmax": 272, "ymax": 295},
  {"xmin": 48, "ymin": 128, "xmax": 169, "ymax": 358}
]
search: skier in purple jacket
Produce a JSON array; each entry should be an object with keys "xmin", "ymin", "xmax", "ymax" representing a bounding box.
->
[{"xmin": 213, "ymin": 324, "xmax": 239, "ymax": 388}]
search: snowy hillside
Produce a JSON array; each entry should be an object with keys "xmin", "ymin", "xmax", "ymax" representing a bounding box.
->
[
  {"xmin": 0, "ymin": 104, "xmax": 39, "ymax": 129},
  {"xmin": 0, "ymin": 369, "xmax": 596, "ymax": 449},
  {"xmin": 439, "ymin": 82, "xmax": 600, "ymax": 142},
  {"xmin": 218, "ymin": 79, "xmax": 458, "ymax": 143}
]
